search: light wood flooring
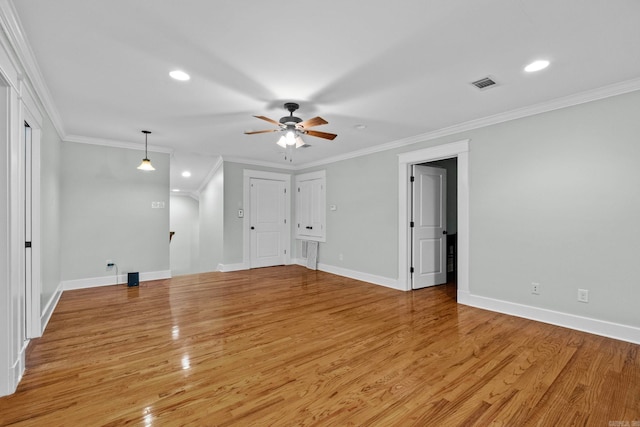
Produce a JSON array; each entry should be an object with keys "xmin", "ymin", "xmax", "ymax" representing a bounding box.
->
[{"xmin": 1, "ymin": 265, "xmax": 638, "ymax": 426}]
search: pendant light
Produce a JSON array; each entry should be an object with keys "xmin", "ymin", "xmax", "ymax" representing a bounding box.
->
[{"xmin": 137, "ymin": 130, "xmax": 155, "ymax": 171}]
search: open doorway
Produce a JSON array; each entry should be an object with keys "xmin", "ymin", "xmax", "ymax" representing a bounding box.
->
[
  {"xmin": 413, "ymin": 158, "xmax": 457, "ymax": 300},
  {"xmin": 397, "ymin": 139, "xmax": 469, "ymax": 298}
]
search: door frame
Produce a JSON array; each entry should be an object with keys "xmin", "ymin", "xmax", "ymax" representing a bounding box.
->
[
  {"xmin": 21, "ymin": 86, "xmax": 43, "ymax": 339},
  {"xmin": 242, "ymin": 169, "xmax": 291, "ymax": 269},
  {"xmin": 398, "ymin": 139, "xmax": 469, "ymax": 296}
]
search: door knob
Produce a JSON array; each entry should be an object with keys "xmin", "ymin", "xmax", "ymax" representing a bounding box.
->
[{"xmin": 251, "ymin": 226, "xmax": 255, "ymax": 230}]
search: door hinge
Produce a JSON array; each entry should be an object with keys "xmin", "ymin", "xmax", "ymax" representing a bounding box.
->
[
  {"xmin": 284, "ymin": 219, "xmax": 287, "ymax": 224},
  {"xmin": 284, "ymin": 188, "xmax": 286, "ymax": 194},
  {"xmin": 410, "ymin": 221, "xmax": 414, "ymax": 228},
  {"xmin": 410, "ymin": 266, "xmax": 414, "ymax": 274},
  {"xmin": 410, "ymin": 176, "xmax": 415, "ymax": 182},
  {"xmin": 25, "ymin": 241, "xmax": 32, "ymax": 248}
]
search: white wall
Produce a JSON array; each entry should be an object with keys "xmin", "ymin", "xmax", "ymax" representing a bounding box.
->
[
  {"xmin": 467, "ymin": 90, "xmax": 640, "ymax": 329},
  {"xmin": 296, "ymin": 89, "xmax": 640, "ymax": 339},
  {"xmin": 60, "ymin": 142, "xmax": 170, "ymax": 283},
  {"xmin": 170, "ymin": 195, "xmax": 199, "ymax": 276},
  {"xmin": 39, "ymin": 114, "xmax": 61, "ymax": 311},
  {"xmin": 198, "ymin": 164, "xmax": 223, "ymax": 272}
]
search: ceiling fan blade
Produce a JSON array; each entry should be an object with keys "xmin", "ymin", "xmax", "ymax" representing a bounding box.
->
[
  {"xmin": 305, "ymin": 130, "xmax": 337, "ymax": 140},
  {"xmin": 244, "ymin": 129, "xmax": 280, "ymax": 135},
  {"xmin": 253, "ymin": 115, "xmax": 282, "ymax": 126},
  {"xmin": 298, "ymin": 116, "xmax": 328, "ymax": 129}
]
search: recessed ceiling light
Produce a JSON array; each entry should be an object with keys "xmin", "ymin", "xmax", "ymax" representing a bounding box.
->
[
  {"xmin": 524, "ymin": 60, "xmax": 550, "ymax": 73},
  {"xmin": 354, "ymin": 124, "xmax": 367, "ymax": 130},
  {"xmin": 169, "ymin": 70, "xmax": 190, "ymax": 81},
  {"xmin": 172, "ymin": 189, "xmax": 180, "ymax": 192},
  {"xmin": 181, "ymin": 171, "xmax": 191, "ymax": 178}
]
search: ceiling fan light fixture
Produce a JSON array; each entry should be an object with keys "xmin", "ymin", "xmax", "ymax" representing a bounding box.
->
[
  {"xmin": 285, "ymin": 130, "xmax": 296, "ymax": 146},
  {"xmin": 245, "ymin": 103, "xmax": 337, "ymax": 161},
  {"xmin": 277, "ymin": 135, "xmax": 287, "ymax": 148}
]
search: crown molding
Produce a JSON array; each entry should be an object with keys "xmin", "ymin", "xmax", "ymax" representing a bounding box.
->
[
  {"xmin": 64, "ymin": 134, "xmax": 174, "ymax": 154},
  {"xmin": 170, "ymin": 191, "xmax": 200, "ymax": 201},
  {"xmin": 222, "ymin": 156, "xmax": 297, "ymax": 171},
  {"xmin": 0, "ymin": 0, "xmax": 66, "ymax": 139},
  {"xmin": 294, "ymin": 77, "xmax": 640, "ymax": 170}
]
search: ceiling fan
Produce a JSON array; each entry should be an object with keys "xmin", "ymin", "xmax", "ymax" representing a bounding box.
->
[{"xmin": 245, "ymin": 102, "xmax": 337, "ymax": 150}]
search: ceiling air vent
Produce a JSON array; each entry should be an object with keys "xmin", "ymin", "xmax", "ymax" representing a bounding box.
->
[{"xmin": 471, "ymin": 76, "xmax": 497, "ymax": 90}]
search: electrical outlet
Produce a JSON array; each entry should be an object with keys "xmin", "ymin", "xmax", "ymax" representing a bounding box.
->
[
  {"xmin": 578, "ymin": 289, "xmax": 589, "ymax": 303},
  {"xmin": 531, "ymin": 282, "xmax": 540, "ymax": 295}
]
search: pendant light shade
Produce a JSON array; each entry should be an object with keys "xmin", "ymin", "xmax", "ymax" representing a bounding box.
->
[{"xmin": 137, "ymin": 130, "xmax": 155, "ymax": 171}]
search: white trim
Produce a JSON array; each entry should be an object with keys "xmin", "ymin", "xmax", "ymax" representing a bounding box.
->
[
  {"xmin": 18, "ymin": 78, "xmax": 43, "ymax": 127},
  {"xmin": 242, "ymin": 169, "xmax": 292, "ymax": 269},
  {"xmin": 63, "ymin": 134, "xmax": 174, "ymax": 154},
  {"xmin": 292, "ymin": 258, "xmax": 401, "ymax": 290},
  {"xmin": 398, "ymin": 140, "xmax": 470, "ymax": 294},
  {"xmin": 224, "ymin": 156, "xmax": 296, "ymax": 171},
  {"xmin": 318, "ymin": 263, "xmax": 402, "ymax": 291},
  {"xmin": 40, "ymin": 281, "xmax": 62, "ymax": 333},
  {"xmin": 9, "ymin": 343, "xmax": 25, "ymax": 396},
  {"xmin": 458, "ymin": 291, "xmax": 640, "ymax": 345},
  {"xmin": 62, "ymin": 270, "xmax": 172, "ymax": 291},
  {"xmin": 196, "ymin": 155, "xmax": 223, "ymax": 194},
  {"xmin": 216, "ymin": 262, "xmax": 248, "ymax": 272}
]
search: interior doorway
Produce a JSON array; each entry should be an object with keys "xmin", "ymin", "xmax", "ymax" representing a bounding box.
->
[
  {"xmin": 412, "ymin": 158, "xmax": 458, "ymax": 298},
  {"xmin": 397, "ymin": 139, "xmax": 469, "ymax": 297}
]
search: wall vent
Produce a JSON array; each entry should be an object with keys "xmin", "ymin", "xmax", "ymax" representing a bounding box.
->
[{"xmin": 471, "ymin": 76, "xmax": 497, "ymax": 90}]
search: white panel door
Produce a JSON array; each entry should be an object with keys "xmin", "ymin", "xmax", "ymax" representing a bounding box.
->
[
  {"xmin": 412, "ymin": 165, "xmax": 447, "ymax": 289},
  {"xmin": 250, "ymin": 178, "xmax": 286, "ymax": 268}
]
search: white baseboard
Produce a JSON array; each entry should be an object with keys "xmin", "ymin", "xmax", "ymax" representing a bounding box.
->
[
  {"xmin": 318, "ymin": 263, "xmax": 401, "ymax": 290},
  {"xmin": 7, "ymin": 341, "xmax": 27, "ymax": 397},
  {"xmin": 458, "ymin": 291, "xmax": 640, "ymax": 345},
  {"xmin": 290, "ymin": 259, "xmax": 402, "ymax": 291},
  {"xmin": 41, "ymin": 281, "xmax": 63, "ymax": 333},
  {"xmin": 217, "ymin": 263, "xmax": 248, "ymax": 272},
  {"xmin": 62, "ymin": 270, "xmax": 172, "ymax": 291}
]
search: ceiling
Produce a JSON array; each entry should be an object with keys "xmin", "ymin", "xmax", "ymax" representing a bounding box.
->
[{"xmin": 11, "ymin": 0, "xmax": 640, "ymax": 195}]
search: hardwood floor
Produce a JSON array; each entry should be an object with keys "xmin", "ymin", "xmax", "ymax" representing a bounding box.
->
[{"xmin": 1, "ymin": 266, "xmax": 638, "ymax": 426}]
